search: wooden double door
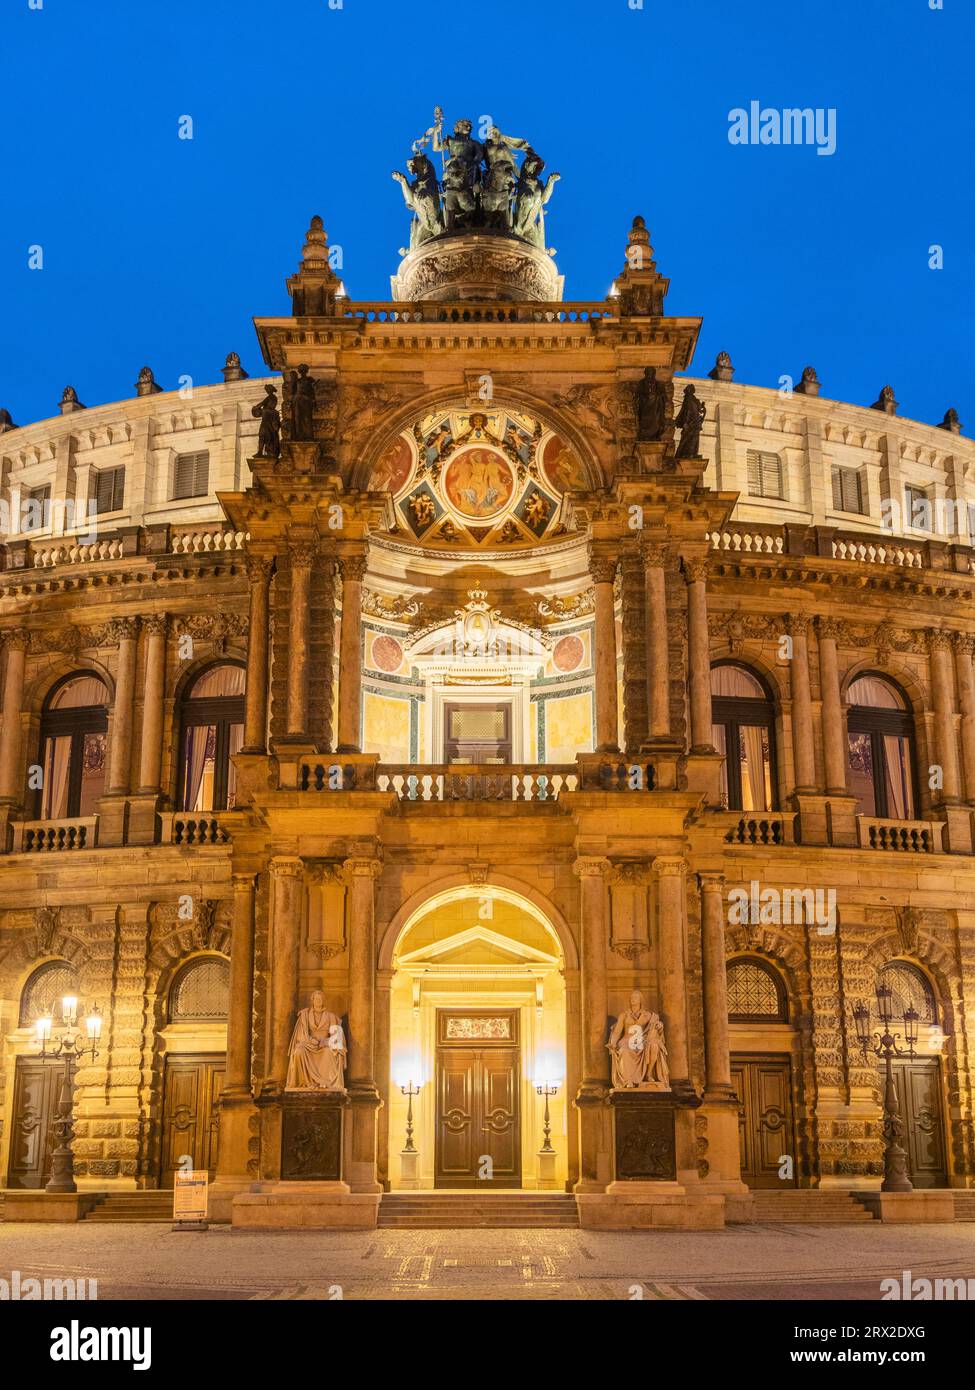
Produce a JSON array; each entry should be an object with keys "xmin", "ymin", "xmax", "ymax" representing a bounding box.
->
[
  {"xmin": 731, "ymin": 1053, "xmax": 798, "ymax": 1189},
  {"xmin": 891, "ymin": 1058, "xmax": 948, "ymax": 1188},
  {"xmin": 159, "ymin": 1054, "xmax": 224, "ymax": 1187},
  {"xmin": 435, "ymin": 1009, "xmax": 521, "ymax": 1187},
  {"xmin": 7, "ymin": 1057, "xmax": 62, "ymax": 1189}
]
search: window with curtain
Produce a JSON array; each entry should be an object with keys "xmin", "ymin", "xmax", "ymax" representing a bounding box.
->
[
  {"xmin": 710, "ymin": 663, "xmax": 776, "ymax": 812},
  {"xmin": 37, "ymin": 674, "xmax": 109, "ymax": 819},
  {"xmin": 177, "ymin": 664, "xmax": 245, "ymax": 812},
  {"xmin": 846, "ymin": 673, "xmax": 916, "ymax": 819}
]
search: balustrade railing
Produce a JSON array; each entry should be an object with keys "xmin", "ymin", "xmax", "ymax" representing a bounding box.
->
[
  {"xmin": 858, "ymin": 817, "xmax": 940, "ymax": 853},
  {"xmin": 339, "ymin": 301, "xmax": 617, "ymax": 326},
  {"xmin": 723, "ymin": 813, "xmax": 794, "ymax": 846},
  {"xmin": 160, "ymin": 813, "xmax": 231, "ymax": 845},
  {"xmin": 13, "ymin": 817, "xmax": 97, "ymax": 852},
  {"xmin": 169, "ymin": 528, "xmax": 248, "ymax": 554},
  {"xmin": 294, "ymin": 760, "xmax": 656, "ymax": 799}
]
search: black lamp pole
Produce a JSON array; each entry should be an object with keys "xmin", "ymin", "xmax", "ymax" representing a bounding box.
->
[
  {"xmin": 853, "ymin": 984, "xmax": 919, "ymax": 1194},
  {"xmin": 36, "ymin": 1000, "xmax": 102, "ymax": 1194}
]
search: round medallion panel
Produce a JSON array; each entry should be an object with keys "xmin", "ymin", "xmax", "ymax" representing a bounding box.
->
[
  {"xmin": 553, "ymin": 634, "xmax": 585, "ymax": 673},
  {"xmin": 371, "ymin": 635, "xmax": 404, "ymax": 673},
  {"xmin": 441, "ymin": 447, "xmax": 516, "ymax": 521}
]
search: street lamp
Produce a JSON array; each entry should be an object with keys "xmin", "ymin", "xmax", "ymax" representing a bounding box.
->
[
  {"xmin": 36, "ymin": 995, "xmax": 102, "ymax": 1194},
  {"xmin": 535, "ymin": 1081, "xmax": 559, "ymax": 1155},
  {"xmin": 853, "ymin": 984, "xmax": 919, "ymax": 1194},
  {"xmin": 400, "ymin": 1080, "xmax": 421, "ymax": 1154}
]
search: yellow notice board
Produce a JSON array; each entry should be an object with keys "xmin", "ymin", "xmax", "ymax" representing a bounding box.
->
[{"xmin": 173, "ymin": 1170, "xmax": 208, "ymax": 1222}]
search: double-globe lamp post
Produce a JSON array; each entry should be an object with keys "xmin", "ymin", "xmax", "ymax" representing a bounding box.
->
[
  {"xmin": 852, "ymin": 982, "xmax": 919, "ymax": 1194},
  {"xmin": 35, "ymin": 995, "xmax": 102, "ymax": 1194}
]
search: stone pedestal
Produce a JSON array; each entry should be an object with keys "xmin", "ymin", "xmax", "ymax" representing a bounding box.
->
[
  {"xmin": 537, "ymin": 1149, "xmax": 559, "ymax": 1191},
  {"xmin": 399, "ymin": 1148, "xmax": 420, "ymax": 1190},
  {"xmin": 126, "ymin": 793, "xmax": 162, "ymax": 846},
  {"xmin": 95, "ymin": 793, "xmax": 128, "ymax": 847},
  {"xmin": 1, "ymin": 1191, "xmax": 103, "ymax": 1222},
  {"xmin": 825, "ymin": 794, "xmax": 860, "ymax": 847},
  {"xmin": 231, "ymin": 1182, "xmax": 380, "ymax": 1230},
  {"xmin": 934, "ymin": 805, "xmax": 974, "ymax": 855},
  {"xmin": 853, "ymin": 1190, "xmax": 956, "ymax": 1223},
  {"xmin": 281, "ymin": 1092, "xmax": 345, "ymax": 1181},
  {"xmin": 792, "ymin": 793, "xmax": 831, "ymax": 846}
]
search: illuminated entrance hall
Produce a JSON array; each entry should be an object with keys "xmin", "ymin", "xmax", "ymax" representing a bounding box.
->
[{"xmin": 386, "ymin": 887, "xmax": 568, "ymax": 1192}]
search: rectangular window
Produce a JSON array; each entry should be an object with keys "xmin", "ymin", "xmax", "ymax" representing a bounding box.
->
[
  {"xmin": 92, "ymin": 466, "xmax": 125, "ymax": 516},
  {"xmin": 905, "ymin": 484, "xmax": 932, "ymax": 532},
  {"xmin": 831, "ymin": 466, "xmax": 865, "ymax": 515},
  {"xmin": 23, "ymin": 484, "xmax": 51, "ymax": 533},
  {"xmin": 746, "ymin": 449, "xmax": 784, "ymax": 500},
  {"xmin": 172, "ymin": 451, "xmax": 210, "ymax": 500}
]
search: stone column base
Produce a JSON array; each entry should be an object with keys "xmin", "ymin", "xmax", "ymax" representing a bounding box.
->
[
  {"xmin": 398, "ymin": 1149, "xmax": 420, "ymax": 1190},
  {"xmin": 231, "ymin": 1181, "xmax": 381, "ymax": 1230},
  {"xmin": 127, "ymin": 793, "xmax": 163, "ymax": 845},
  {"xmin": 852, "ymin": 1190, "xmax": 956, "ymax": 1223},
  {"xmin": 933, "ymin": 805, "xmax": 974, "ymax": 855},
  {"xmin": 536, "ymin": 1149, "xmax": 559, "ymax": 1190},
  {"xmin": 1, "ymin": 1190, "xmax": 103, "ymax": 1222},
  {"xmin": 577, "ymin": 1184, "xmax": 725, "ymax": 1230}
]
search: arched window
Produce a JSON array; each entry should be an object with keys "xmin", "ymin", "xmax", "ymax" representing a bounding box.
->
[
  {"xmin": 879, "ymin": 961, "xmax": 937, "ymax": 1025},
  {"xmin": 711, "ymin": 663, "xmax": 776, "ymax": 812},
  {"xmin": 169, "ymin": 957, "xmax": 230, "ymax": 1022},
  {"xmin": 846, "ymin": 674, "xmax": 916, "ymax": 819},
  {"xmin": 727, "ymin": 957, "xmax": 788, "ymax": 1023},
  {"xmin": 177, "ymin": 664, "xmax": 245, "ymax": 812},
  {"xmin": 19, "ymin": 961, "xmax": 80, "ymax": 1027},
  {"xmin": 37, "ymin": 673, "xmax": 109, "ymax": 819}
]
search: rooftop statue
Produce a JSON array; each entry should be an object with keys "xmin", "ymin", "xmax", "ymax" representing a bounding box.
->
[{"xmin": 393, "ymin": 107, "xmax": 560, "ymax": 250}]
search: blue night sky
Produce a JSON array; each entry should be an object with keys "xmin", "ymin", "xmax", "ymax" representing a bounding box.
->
[{"xmin": 1, "ymin": 0, "xmax": 972, "ymax": 431}]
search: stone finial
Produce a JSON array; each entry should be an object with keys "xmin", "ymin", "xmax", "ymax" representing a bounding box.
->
[
  {"xmin": 613, "ymin": 214, "xmax": 668, "ymax": 316},
  {"xmin": 135, "ymin": 366, "xmax": 162, "ymax": 397},
  {"xmin": 938, "ymin": 408, "xmax": 962, "ymax": 435},
  {"xmin": 0, "ymin": 408, "xmax": 18, "ymax": 433},
  {"xmin": 221, "ymin": 351, "xmax": 249, "ymax": 383},
  {"xmin": 870, "ymin": 384, "xmax": 898, "ymax": 415},
  {"xmin": 626, "ymin": 214, "xmax": 654, "ymax": 260},
  {"xmin": 795, "ymin": 365, "xmax": 821, "ymax": 397},
  {"xmin": 59, "ymin": 385, "xmax": 86, "ymax": 414},
  {"xmin": 287, "ymin": 214, "xmax": 343, "ymax": 316},
  {"xmin": 708, "ymin": 351, "xmax": 735, "ymax": 382}
]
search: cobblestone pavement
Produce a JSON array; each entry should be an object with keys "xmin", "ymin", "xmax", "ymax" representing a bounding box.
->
[{"xmin": 2, "ymin": 1222, "xmax": 974, "ymax": 1300}]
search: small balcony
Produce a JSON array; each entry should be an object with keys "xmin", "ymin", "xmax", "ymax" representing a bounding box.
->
[{"xmin": 11, "ymin": 816, "xmax": 98, "ymax": 852}]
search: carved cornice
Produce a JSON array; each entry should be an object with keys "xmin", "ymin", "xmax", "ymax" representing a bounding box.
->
[{"xmin": 362, "ymin": 588, "xmax": 421, "ymax": 622}]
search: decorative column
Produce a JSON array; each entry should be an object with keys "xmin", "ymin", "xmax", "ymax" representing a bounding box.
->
[
  {"xmin": 953, "ymin": 634, "xmax": 975, "ymax": 803},
  {"xmin": 242, "ymin": 556, "xmax": 273, "ymax": 751},
  {"xmin": 105, "ymin": 617, "xmax": 140, "ymax": 795},
  {"xmin": 136, "ymin": 615, "xmax": 168, "ymax": 793},
  {"xmin": 817, "ymin": 618, "xmax": 848, "ymax": 795},
  {"xmin": 643, "ymin": 541, "xmax": 671, "ymax": 741},
  {"xmin": 699, "ymin": 872, "xmax": 734, "ymax": 1098},
  {"xmin": 788, "ymin": 614, "xmax": 816, "ymax": 793},
  {"xmin": 225, "ymin": 872, "xmax": 256, "ymax": 1095},
  {"xmin": 684, "ymin": 558, "xmax": 714, "ymax": 753},
  {"xmin": 652, "ymin": 856, "xmax": 691, "ymax": 1094},
  {"xmin": 343, "ymin": 854, "xmax": 382, "ymax": 1192},
  {"xmin": 928, "ymin": 631, "xmax": 961, "ymax": 804},
  {"xmin": 267, "ymin": 857, "xmax": 303, "ymax": 1088},
  {"xmin": 589, "ymin": 546, "xmax": 619, "ymax": 752},
  {"xmin": 336, "ymin": 553, "xmax": 367, "ymax": 753},
  {"xmin": 286, "ymin": 542, "xmax": 313, "ymax": 737},
  {"xmin": 0, "ymin": 631, "xmax": 29, "ymax": 802},
  {"xmin": 574, "ymin": 856, "xmax": 611, "ymax": 1085}
]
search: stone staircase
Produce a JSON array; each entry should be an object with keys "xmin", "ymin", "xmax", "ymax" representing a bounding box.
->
[
  {"xmin": 378, "ymin": 1192, "xmax": 579, "ymax": 1229},
  {"xmin": 952, "ymin": 1191, "xmax": 975, "ymax": 1221},
  {"xmin": 747, "ymin": 1190, "xmax": 876, "ymax": 1223},
  {"xmin": 83, "ymin": 1191, "xmax": 175, "ymax": 1223}
]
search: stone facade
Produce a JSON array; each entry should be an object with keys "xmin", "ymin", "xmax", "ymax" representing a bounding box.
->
[{"xmin": 1, "ymin": 201, "xmax": 974, "ymax": 1226}]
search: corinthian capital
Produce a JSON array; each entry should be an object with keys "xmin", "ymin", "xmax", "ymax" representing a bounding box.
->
[
  {"xmin": 925, "ymin": 629, "xmax": 953, "ymax": 654},
  {"xmin": 682, "ymin": 557, "xmax": 709, "ymax": 585},
  {"xmin": 641, "ymin": 539, "xmax": 669, "ymax": 569},
  {"xmin": 587, "ymin": 545, "xmax": 618, "ymax": 586},
  {"xmin": 245, "ymin": 554, "xmax": 274, "ymax": 585},
  {"xmin": 106, "ymin": 617, "xmax": 141, "ymax": 645},
  {"xmin": 816, "ymin": 616, "xmax": 844, "ymax": 643},
  {"xmin": 951, "ymin": 631, "xmax": 975, "ymax": 657},
  {"xmin": 0, "ymin": 628, "xmax": 31, "ymax": 653},
  {"xmin": 143, "ymin": 613, "xmax": 169, "ymax": 637},
  {"xmin": 339, "ymin": 554, "xmax": 368, "ymax": 585}
]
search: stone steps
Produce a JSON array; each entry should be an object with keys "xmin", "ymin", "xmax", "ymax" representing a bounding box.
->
[
  {"xmin": 748, "ymin": 1190, "xmax": 876, "ymax": 1223},
  {"xmin": 952, "ymin": 1192, "xmax": 975, "ymax": 1220},
  {"xmin": 84, "ymin": 1192, "xmax": 175, "ymax": 1223},
  {"xmin": 377, "ymin": 1193, "xmax": 579, "ymax": 1229}
]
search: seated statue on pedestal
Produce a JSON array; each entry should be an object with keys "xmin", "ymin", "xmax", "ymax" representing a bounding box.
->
[
  {"xmin": 286, "ymin": 990, "xmax": 347, "ymax": 1092},
  {"xmin": 607, "ymin": 990, "xmax": 670, "ymax": 1090}
]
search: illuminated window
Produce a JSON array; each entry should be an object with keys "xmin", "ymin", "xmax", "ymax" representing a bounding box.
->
[
  {"xmin": 847, "ymin": 674, "xmax": 916, "ymax": 819},
  {"xmin": 711, "ymin": 663, "xmax": 776, "ymax": 812},
  {"xmin": 37, "ymin": 674, "xmax": 109, "ymax": 819},
  {"xmin": 177, "ymin": 664, "xmax": 245, "ymax": 812}
]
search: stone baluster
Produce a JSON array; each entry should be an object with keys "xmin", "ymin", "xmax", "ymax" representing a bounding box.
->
[
  {"xmin": 643, "ymin": 540, "xmax": 670, "ymax": 740},
  {"xmin": 588, "ymin": 546, "xmax": 619, "ymax": 753},
  {"xmin": 652, "ymin": 855, "xmax": 691, "ymax": 1091},
  {"xmin": 337, "ymin": 553, "xmax": 367, "ymax": 753},
  {"xmin": 242, "ymin": 556, "xmax": 273, "ymax": 752},
  {"xmin": 286, "ymin": 543, "xmax": 314, "ymax": 737},
  {"xmin": 816, "ymin": 618, "xmax": 848, "ymax": 795},
  {"xmin": 225, "ymin": 872, "xmax": 256, "ymax": 1095},
  {"xmin": 928, "ymin": 631, "xmax": 961, "ymax": 804},
  {"xmin": 953, "ymin": 634, "xmax": 975, "ymax": 803},
  {"xmin": 267, "ymin": 857, "xmax": 303, "ymax": 1088},
  {"xmin": 684, "ymin": 557, "xmax": 714, "ymax": 753},
  {"xmin": 788, "ymin": 614, "xmax": 817, "ymax": 793},
  {"xmin": 699, "ymin": 872, "xmax": 734, "ymax": 1098},
  {"xmin": 136, "ymin": 615, "xmax": 168, "ymax": 793},
  {"xmin": 106, "ymin": 617, "xmax": 140, "ymax": 795},
  {"xmin": 0, "ymin": 631, "xmax": 29, "ymax": 803}
]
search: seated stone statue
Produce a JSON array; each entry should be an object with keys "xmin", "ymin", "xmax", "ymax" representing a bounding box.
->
[
  {"xmin": 285, "ymin": 990, "xmax": 347, "ymax": 1092},
  {"xmin": 607, "ymin": 990, "xmax": 670, "ymax": 1089}
]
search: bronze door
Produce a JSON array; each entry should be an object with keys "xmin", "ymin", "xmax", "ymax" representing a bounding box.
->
[
  {"xmin": 159, "ymin": 1055, "xmax": 224, "ymax": 1186},
  {"xmin": 731, "ymin": 1054, "xmax": 797, "ymax": 1189},
  {"xmin": 891, "ymin": 1059, "xmax": 948, "ymax": 1188},
  {"xmin": 7, "ymin": 1057, "xmax": 61, "ymax": 1189},
  {"xmin": 435, "ymin": 1010, "xmax": 520, "ymax": 1187}
]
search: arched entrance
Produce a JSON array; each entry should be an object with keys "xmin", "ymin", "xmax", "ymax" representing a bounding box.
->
[{"xmin": 384, "ymin": 884, "xmax": 569, "ymax": 1191}]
